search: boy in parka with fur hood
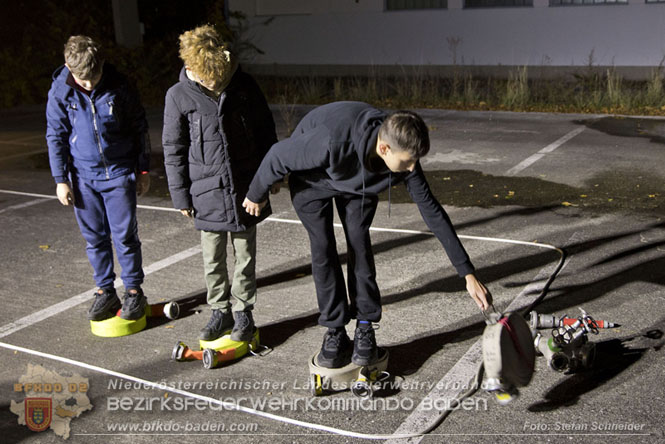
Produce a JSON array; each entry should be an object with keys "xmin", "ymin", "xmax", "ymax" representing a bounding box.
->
[{"xmin": 162, "ymin": 25, "xmax": 278, "ymax": 342}]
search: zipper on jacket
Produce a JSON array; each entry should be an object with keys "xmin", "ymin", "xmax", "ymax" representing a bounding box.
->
[{"xmin": 86, "ymin": 95, "xmax": 110, "ymax": 179}]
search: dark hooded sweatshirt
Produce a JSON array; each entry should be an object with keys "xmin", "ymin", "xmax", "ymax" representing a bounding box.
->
[{"xmin": 246, "ymin": 101, "xmax": 474, "ymax": 277}]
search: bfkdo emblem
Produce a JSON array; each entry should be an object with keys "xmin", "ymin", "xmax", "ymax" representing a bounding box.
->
[{"xmin": 25, "ymin": 398, "xmax": 52, "ymax": 432}]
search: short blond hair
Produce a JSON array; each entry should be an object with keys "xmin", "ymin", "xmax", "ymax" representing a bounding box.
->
[
  {"xmin": 178, "ymin": 25, "xmax": 236, "ymax": 85},
  {"xmin": 64, "ymin": 35, "xmax": 103, "ymax": 79}
]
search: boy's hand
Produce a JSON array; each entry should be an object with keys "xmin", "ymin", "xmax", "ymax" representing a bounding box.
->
[
  {"xmin": 270, "ymin": 182, "xmax": 282, "ymax": 195},
  {"xmin": 465, "ymin": 274, "xmax": 492, "ymax": 311},
  {"xmin": 242, "ymin": 197, "xmax": 266, "ymax": 217},
  {"xmin": 180, "ymin": 208, "xmax": 194, "ymax": 218},
  {"xmin": 56, "ymin": 183, "xmax": 74, "ymax": 206},
  {"xmin": 137, "ymin": 173, "xmax": 150, "ymax": 196}
]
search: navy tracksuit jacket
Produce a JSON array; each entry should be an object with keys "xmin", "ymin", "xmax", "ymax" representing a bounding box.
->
[{"xmin": 46, "ymin": 63, "xmax": 149, "ymax": 290}]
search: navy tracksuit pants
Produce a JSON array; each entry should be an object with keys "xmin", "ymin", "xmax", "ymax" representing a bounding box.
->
[
  {"xmin": 72, "ymin": 172, "xmax": 144, "ymax": 290},
  {"xmin": 290, "ymin": 177, "xmax": 381, "ymax": 328}
]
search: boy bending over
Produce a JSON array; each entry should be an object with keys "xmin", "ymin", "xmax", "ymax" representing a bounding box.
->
[{"xmin": 243, "ymin": 101, "xmax": 491, "ymax": 367}]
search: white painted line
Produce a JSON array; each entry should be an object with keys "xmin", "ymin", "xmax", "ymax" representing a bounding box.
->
[
  {"xmin": 0, "ymin": 191, "xmax": 565, "ymax": 254},
  {"xmin": 134, "ymin": 203, "xmax": 179, "ymax": 212},
  {"xmin": 4, "ymin": 134, "xmax": 45, "ymax": 143},
  {"xmin": 388, "ymin": 341, "xmax": 484, "ymax": 444},
  {"xmin": 0, "ymin": 148, "xmax": 47, "ymax": 161},
  {"xmin": 0, "ymin": 187, "xmax": 569, "ymax": 439},
  {"xmin": 0, "ymin": 341, "xmax": 422, "ymax": 441},
  {"xmin": 0, "ymin": 245, "xmax": 202, "ymax": 339},
  {"xmin": 0, "ymin": 140, "xmax": 44, "ymax": 146},
  {"xmin": 0, "ymin": 189, "xmax": 57, "ymax": 199},
  {"xmin": 0, "ymin": 231, "xmax": 568, "ymax": 440},
  {"xmin": 142, "ymin": 245, "xmax": 202, "ymax": 274},
  {"xmin": 505, "ymin": 127, "xmax": 585, "ymax": 176},
  {"xmin": 0, "ymin": 190, "xmax": 180, "ymax": 213},
  {"xmin": 0, "ymin": 198, "xmax": 51, "ymax": 214},
  {"xmin": 0, "ymin": 190, "xmax": 191, "ymax": 216},
  {"xmin": 0, "ymin": 190, "xmax": 564, "ymax": 252},
  {"xmin": 385, "ymin": 234, "xmax": 572, "ymax": 444}
]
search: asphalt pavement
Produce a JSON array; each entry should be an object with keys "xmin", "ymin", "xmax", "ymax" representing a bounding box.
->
[{"xmin": 0, "ymin": 104, "xmax": 663, "ymax": 443}]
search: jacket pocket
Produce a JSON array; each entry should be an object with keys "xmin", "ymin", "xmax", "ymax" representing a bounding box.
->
[
  {"xmin": 188, "ymin": 115, "xmax": 204, "ymax": 162},
  {"xmin": 190, "ymin": 176, "xmax": 228, "ymax": 222}
]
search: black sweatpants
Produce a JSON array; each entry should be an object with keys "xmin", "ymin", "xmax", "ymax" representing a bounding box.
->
[{"xmin": 290, "ymin": 179, "xmax": 381, "ymax": 328}]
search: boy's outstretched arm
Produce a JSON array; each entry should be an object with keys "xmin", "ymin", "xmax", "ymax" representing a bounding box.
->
[{"xmin": 404, "ymin": 164, "xmax": 493, "ymax": 311}]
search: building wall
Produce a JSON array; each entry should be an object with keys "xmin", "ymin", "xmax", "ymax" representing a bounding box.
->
[{"xmin": 229, "ymin": 0, "xmax": 665, "ymax": 79}]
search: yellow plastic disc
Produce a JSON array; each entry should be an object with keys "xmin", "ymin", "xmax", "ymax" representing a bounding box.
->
[
  {"xmin": 90, "ymin": 314, "xmax": 147, "ymax": 337},
  {"xmin": 199, "ymin": 329, "xmax": 260, "ymax": 351},
  {"xmin": 494, "ymin": 391, "xmax": 514, "ymax": 406}
]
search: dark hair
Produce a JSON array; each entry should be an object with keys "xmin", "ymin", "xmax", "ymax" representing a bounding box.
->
[
  {"xmin": 64, "ymin": 35, "xmax": 103, "ymax": 79},
  {"xmin": 378, "ymin": 110, "xmax": 430, "ymax": 158}
]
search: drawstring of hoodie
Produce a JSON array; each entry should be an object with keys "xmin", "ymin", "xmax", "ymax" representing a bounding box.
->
[
  {"xmin": 361, "ymin": 163, "xmax": 392, "ymax": 219},
  {"xmin": 361, "ymin": 168, "xmax": 366, "ymax": 216},
  {"xmin": 360, "ymin": 167, "xmax": 392, "ymax": 219}
]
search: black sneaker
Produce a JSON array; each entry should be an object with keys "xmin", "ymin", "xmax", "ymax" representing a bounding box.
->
[
  {"xmin": 352, "ymin": 322, "xmax": 378, "ymax": 366},
  {"xmin": 316, "ymin": 327, "xmax": 352, "ymax": 368},
  {"xmin": 199, "ymin": 309, "xmax": 234, "ymax": 341},
  {"xmin": 231, "ymin": 311, "xmax": 255, "ymax": 342},
  {"xmin": 88, "ymin": 288, "xmax": 121, "ymax": 321},
  {"xmin": 119, "ymin": 288, "xmax": 147, "ymax": 320}
]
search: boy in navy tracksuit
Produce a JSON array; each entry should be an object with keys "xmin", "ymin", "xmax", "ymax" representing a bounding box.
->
[
  {"xmin": 46, "ymin": 35, "xmax": 150, "ymax": 321},
  {"xmin": 243, "ymin": 101, "xmax": 491, "ymax": 368}
]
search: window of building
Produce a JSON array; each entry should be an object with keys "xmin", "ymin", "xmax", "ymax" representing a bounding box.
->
[
  {"xmin": 386, "ymin": 0, "xmax": 448, "ymax": 10},
  {"xmin": 464, "ymin": 0, "xmax": 532, "ymax": 7},
  {"xmin": 256, "ymin": 0, "xmax": 311, "ymax": 16},
  {"xmin": 549, "ymin": 0, "xmax": 627, "ymax": 5}
]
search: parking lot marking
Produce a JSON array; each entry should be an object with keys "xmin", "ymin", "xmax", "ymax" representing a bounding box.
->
[
  {"xmin": 0, "ymin": 245, "xmax": 202, "ymax": 339},
  {"xmin": 0, "ymin": 189, "xmax": 58, "ymax": 199},
  {"xmin": 0, "ymin": 148, "xmax": 47, "ymax": 161},
  {"xmin": 0, "ymin": 340, "xmax": 426, "ymax": 440},
  {"xmin": 3, "ymin": 134, "xmax": 45, "ymax": 143},
  {"xmin": 0, "ymin": 232, "xmax": 566, "ymax": 441},
  {"xmin": 506, "ymin": 127, "xmax": 585, "ymax": 176},
  {"xmin": 0, "ymin": 188, "xmax": 570, "ymax": 439},
  {"xmin": 0, "ymin": 197, "xmax": 51, "ymax": 214}
]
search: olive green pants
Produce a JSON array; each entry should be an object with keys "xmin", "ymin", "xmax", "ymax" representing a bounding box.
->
[{"xmin": 201, "ymin": 226, "xmax": 256, "ymax": 312}]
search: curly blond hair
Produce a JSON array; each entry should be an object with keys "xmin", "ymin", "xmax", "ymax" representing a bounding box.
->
[{"xmin": 178, "ymin": 24, "xmax": 236, "ymax": 86}]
